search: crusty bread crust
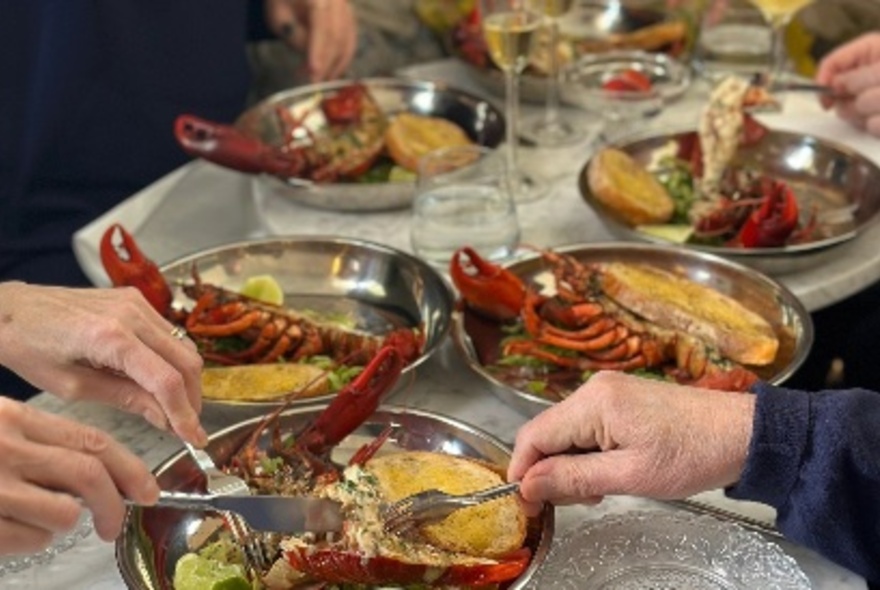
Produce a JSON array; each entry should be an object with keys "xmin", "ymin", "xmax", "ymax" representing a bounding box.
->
[
  {"xmin": 587, "ymin": 148, "xmax": 674, "ymax": 226},
  {"xmin": 598, "ymin": 262, "xmax": 779, "ymax": 366},
  {"xmin": 201, "ymin": 363, "xmax": 330, "ymax": 401},
  {"xmin": 366, "ymin": 451, "xmax": 526, "ymax": 558},
  {"xmin": 385, "ymin": 113, "xmax": 473, "ymax": 172}
]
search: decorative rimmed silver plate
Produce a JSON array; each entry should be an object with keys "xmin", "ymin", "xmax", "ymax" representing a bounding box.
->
[
  {"xmin": 524, "ymin": 511, "xmax": 810, "ymax": 589},
  {"xmin": 451, "ymin": 242, "xmax": 813, "ymax": 418},
  {"xmin": 578, "ymin": 126, "xmax": 880, "ymax": 275},
  {"xmin": 236, "ymin": 78, "xmax": 505, "ymax": 211},
  {"xmin": 116, "ymin": 406, "xmax": 554, "ymax": 590},
  {"xmin": 160, "ymin": 236, "xmax": 453, "ymax": 408}
]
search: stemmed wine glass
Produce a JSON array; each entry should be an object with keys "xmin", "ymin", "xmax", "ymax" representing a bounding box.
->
[
  {"xmin": 480, "ymin": 0, "xmax": 546, "ymax": 203},
  {"xmin": 748, "ymin": 0, "xmax": 814, "ymax": 88},
  {"xmin": 524, "ymin": 0, "xmax": 582, "ymax": 146}
]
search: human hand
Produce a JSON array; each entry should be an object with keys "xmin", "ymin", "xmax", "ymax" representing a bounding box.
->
[
  {"xmin": 507, "ymin": 371, "xmax": 755, "ymax": 516},
  {"xmin": 264, "ymin": 0, "xmax": 358, "ymax": 82},
  {"xmin": 0, "ymin": 399, "xmax": 159, "ymax": 553},
  {"xmin": 0, "ymin": 282, "xmax": 206, "ymax": 447},
  {"xmin": 816, "ymin": 32, "xmax": 880, "ymax": 136}
]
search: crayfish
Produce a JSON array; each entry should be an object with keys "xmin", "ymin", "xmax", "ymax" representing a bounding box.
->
[
  {"xmin": 174, "ymin": 83, "xmax": 387, "ymax": 183},
  {"xmin": 99, "ymin": 224, "xmax": 422, "ymax": 368},
  {"xmin": 450, "ymin": 247, "xmax": 762, "ymax": 398}
]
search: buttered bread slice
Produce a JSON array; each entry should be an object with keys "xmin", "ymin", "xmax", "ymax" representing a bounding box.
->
[
  {"xmin": 587, "ymin": 147, "xmax": 674, "ymax": 226},
  {"xmin": 597, "ymin": 263, "xmax": 779, "ymax": 366},
  {"xmin": 366, "ymin": 451, "xmax": 526, "ymax": 558}
]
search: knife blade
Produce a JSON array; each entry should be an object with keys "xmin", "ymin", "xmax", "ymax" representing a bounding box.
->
[{"xmin": 142, "ymin": 491, "xmax": 344, "ymax": 534}]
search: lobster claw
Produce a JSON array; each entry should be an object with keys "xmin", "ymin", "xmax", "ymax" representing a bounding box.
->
[
  {"xmin": 733, "ymin": 178, "xmax": 799, "ymax": 248},
  {"xmin": 173, "ymin": 114, "xmax": 308, "ymax": 179},
  {"xmin": 99, "ymin": 223, "xmax": 173, "ymax": 316},
  {"xmin": 450, "ymin": 247, "xmax": 525, "ymax": 322}
]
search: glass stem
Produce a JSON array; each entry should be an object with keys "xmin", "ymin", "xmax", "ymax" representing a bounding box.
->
[
  {"xmin": 544, "ymin": 18, "xmax": 561, "ymax": 128},
  {"xmin": 769, "ymin": 22, "xmax": 787, "ymax": 85},
  {"xmin": 505, "ymin": 69, "xmax": 520, "ymax": 188}
]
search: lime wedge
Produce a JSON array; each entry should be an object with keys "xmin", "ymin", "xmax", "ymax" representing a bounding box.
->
[
  {"xmin": 388, "ymin": 165, "xmax": 417, "ymax": 183},
  {"xmin": 173, "ymin": 553, "xmax": 250, "ymax": 590},
  {"xmin": 636, "ymin": 224, "xmax": 694, "ymax": 244},
  {"xmin": 240, "ymin": 274, "xmax": 284, "ymax": 306}
]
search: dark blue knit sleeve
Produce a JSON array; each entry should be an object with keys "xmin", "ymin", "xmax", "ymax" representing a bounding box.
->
[{"xmin": 725, "ymin": 383, "xmax": 880, "ymax": 583}]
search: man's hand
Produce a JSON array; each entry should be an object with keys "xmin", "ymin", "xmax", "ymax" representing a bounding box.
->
[{"xmin": 816, "ymin": 32, "xmax": 880, "ymax": 136}]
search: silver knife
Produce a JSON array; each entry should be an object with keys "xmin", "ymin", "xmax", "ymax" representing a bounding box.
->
[{"xmin": 139, "ymin": 491, "xmax": 344, "ymax": 534}]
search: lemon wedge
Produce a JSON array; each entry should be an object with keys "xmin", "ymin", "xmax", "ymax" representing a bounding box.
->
[
  {"xmin": 240, "ymin": 274, "xmax": 284, "ymax": 306},
  {"xmin": 173, "ymin": 553, "xmax": 250, "ymax": 590},
  {"xmin": 636, "ymin": 224, "xmax": 695, "ymax": 244},
  {"xmin": 388, "ymin": 165, "xmax": 417, "ymax": 183}
]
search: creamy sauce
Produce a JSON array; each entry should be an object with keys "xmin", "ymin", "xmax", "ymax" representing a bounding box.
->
[{"xmin": 696, "ymin": 75, "xmax": 751, "ymax": 202}]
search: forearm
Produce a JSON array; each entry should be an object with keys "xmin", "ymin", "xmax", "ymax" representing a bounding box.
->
[{"xmin": 726, "ymin": 383, "xmax": 880, "ymax": 583}]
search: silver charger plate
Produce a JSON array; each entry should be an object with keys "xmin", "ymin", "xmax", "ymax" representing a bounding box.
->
[
  {"xmin": 160, "ymin": 236, "xmax": 453, "ymax": 408},
  {"xmin": 115, "ymin": 405, "xmax": 554, "ymax": 590},
  {"xmin": 578, "ymin": 127, "xmax": 880, "ymax": 275},
  {"xmin": 452, "ymin": 242, "xmax": 813, "ymax": 418},
  {"xmin": 525, "ymin": 511, "xmax": 810, "ymax": 589},
  {"xmin": 236, "ymin": 78, "xmax": 505, "ymax": 211}
]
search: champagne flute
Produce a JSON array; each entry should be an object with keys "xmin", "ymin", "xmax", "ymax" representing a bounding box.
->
[
  {"xmin": 481, "ymin": 0, "xmax": 546, "ymax": 203},
  {"xmin": 524, "ymin": 0, "xmax": 582, "ymax": 146},
  {"xmin": 748, "ymin": 0, "xmax": 814, "ymax": 88}
]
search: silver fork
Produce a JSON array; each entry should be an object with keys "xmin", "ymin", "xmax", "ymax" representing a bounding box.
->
[
  {"xmin": 182, "ymin": 442, "xmax": 271, "ymax": 575},
  {"xmin": 381, "ymin": 482, "xmax": 520, "ymax": 534}
]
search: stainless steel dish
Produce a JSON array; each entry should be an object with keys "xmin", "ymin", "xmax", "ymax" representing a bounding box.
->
[
  {"xmin": 236, "ymin": 78, "xmax": 505, "ymax": 211},
  {"xmin": 579, "ymin": 127, "xmax": 880, "ymax": 275},
  {"xmin": 160, "ymin": 236, "xmax": 453, "ymax": 408},
  {"xmin": 452, "ymin": 242, "xmax": 813, "ymax": 418},
  {"xmin": 451, "ymin": 0, "xmax": 691, "ymax": 104},
  {"xmin": 115, "ymin": 406, "xmax": 554, "ymax": 590}
]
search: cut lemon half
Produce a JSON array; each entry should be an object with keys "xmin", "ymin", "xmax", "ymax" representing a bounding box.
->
[
  {"xmin": 240, "ymin": 274, "xmax": 284, "ymax": 306},
  {"xmin": 173, "ymin": 553, "xmax": 250, "ymax": 590},
  {"xmin": 636, "ymin": 224, "xmax": 694, "ymax": 244}
]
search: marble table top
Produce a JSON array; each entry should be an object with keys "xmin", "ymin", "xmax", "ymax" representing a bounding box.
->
[{"xmin": 2, "ymin": 343, "xmax": 867, "ymax": 589}]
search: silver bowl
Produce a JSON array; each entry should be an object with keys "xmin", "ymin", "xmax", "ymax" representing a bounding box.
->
[
  {"xmin": 115, "ymin": 406, "xmax": 554, "ymax": 589},
  {"xmin": 160, "ymin": 236, "xmax": 453, "ymax": 408},
  {"xmin": 236, "ymin": 78, "xmax": 505, "ymax": 211},
  {"xmin": 452, "ymin": 242, "xmax": 813, "ymax": 418},
  {"xmin": 579, "ymin": 127, "xmax": 880, "ymax": 275}
]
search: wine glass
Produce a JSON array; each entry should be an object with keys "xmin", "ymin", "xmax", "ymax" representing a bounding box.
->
[
  {"xmin": 748, "ymin": 0, "xmax": 814, "ymax": 87},
  {"xmin": 480, "ymin": 0, "xmax": 546, "ymax": 203},
  {"xmin": 523, "ymin": 0, "xmax": 582, "ymax": 146}
]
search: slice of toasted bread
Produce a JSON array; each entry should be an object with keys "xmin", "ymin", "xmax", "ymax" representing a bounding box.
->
[
  {"xmin": 366, "ymin": 451, "xmax": 526, "ymax": 558},
  {"xmin": 385, "ymin": 113, "xmax": 473, "ymax": 172},
  {"xmin": 587, "ymin": 148, "xmax": 674, "ymax": 226},
  {"xmin": 597, "ymin": 262, "xmax": 779, "ymax": 366},
  {"xmin": 201, "ymin": 363, "xmax": 330, "ymax": 402}
]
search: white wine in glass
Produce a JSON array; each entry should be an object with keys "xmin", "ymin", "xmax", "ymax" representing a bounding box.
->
[
  {"xmin": 524, "ymin": 0, "xmax": 582, "ymax": 146},
  {"xmin": 480, "ymin": 0, "xmax": 546, "ymax": 203},
  {"xmin": 748, "ymin": 0, "xmax": 814, "ymax": 87}
]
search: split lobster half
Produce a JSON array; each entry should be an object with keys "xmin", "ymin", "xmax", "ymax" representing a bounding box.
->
[
  {"xmin": 99, "ymin": 223, "xmax": 422, "ymax": 367},
  {"xmin": 174, "ymin": 83, "xmax": 387, "ymax": 183},
  {"xmin": 220, "ymin": 347, "xmax": 531, "ymax": 588},
  {"xmin": 450, "ymin": 246, "xmax": 761, "ymax": 394}
]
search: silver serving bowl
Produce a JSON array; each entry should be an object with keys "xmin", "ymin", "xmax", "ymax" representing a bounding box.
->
[
  {"xmin": 160, "ymin": 236, "xmax": 453, "ymax": 408},
  {"xmin": 236, "ymin": 78, "xmax": 505, "ymax": 211},
  {"xmin": 116, "ymin": 406, "xmax": 554, "ymax": 590},
  {"xmin": 579, "ymin": 127, "xmax": 880, "ymax": 275},
  {"xmin": 452, "ymin": 242, "xmax": 813, "ymax": 418}
]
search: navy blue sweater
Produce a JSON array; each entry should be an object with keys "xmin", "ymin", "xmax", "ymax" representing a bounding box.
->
[
  {"xmin": 727, "ymin": 383, "xmax": 880, "ymax": 584},
  {"xmin": 0, "ymin": 0, "xmax": 255, "ymax": 287}
]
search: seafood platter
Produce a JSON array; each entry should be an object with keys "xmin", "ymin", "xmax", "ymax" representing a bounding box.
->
[
  {"xmin": 448, "ymin": 0, "xmax": 693, "ymax": 103},
  {"xmin": 174, "ymin": 78, "xmax": 505, "ymax": 211},
  {"xmin": 449, "ymin": 243, "xmax": 812, "ymax": 418},
  {"xmin": 116, "ymin": 405, "xmax": 554, "ymax": 589},
  {"xmin": 579, "ymin": 75, "xmax": 880, "ymax": 275},
  {"xmin": 100, "ymin": 224, "xmax": 453, "ymax": 408}
]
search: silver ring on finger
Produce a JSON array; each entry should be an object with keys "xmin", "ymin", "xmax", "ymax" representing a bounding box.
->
[{"xmin": 170, "ymin": 326, "xmax": 188, "ymax": 341}]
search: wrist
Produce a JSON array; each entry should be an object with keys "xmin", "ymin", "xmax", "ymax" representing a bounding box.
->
[{"xmin": 0, "ymin": 281, "xmax": 28, "ymax": 365}]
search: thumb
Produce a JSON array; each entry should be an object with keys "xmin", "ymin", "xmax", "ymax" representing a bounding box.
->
[
  {"xmin": 519, "ymin": 452, "xmax": 633, "ymax": 506},
  {"xmin": 836, "ymin": 63, "xmax": 880, "ymax": 97}
]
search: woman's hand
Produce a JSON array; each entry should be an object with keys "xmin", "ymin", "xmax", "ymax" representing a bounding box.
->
[
  {"xmin": 264, "ymin": 0, "xmax": 358, "ymax": 82},
  {"xmin": 0, "ymin": 399, "xmax": 159, "ymax": 552},
  {"xmin": 508, "ymin": 371, "xmax": 755, "ymax": 516},
  {"xmin": 0, "ymin": 282, "xmax": 206, "ymax": 446},
  {"xmin": 816, "ymin": 32, "xmax": 880, "ymax": 136}
]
